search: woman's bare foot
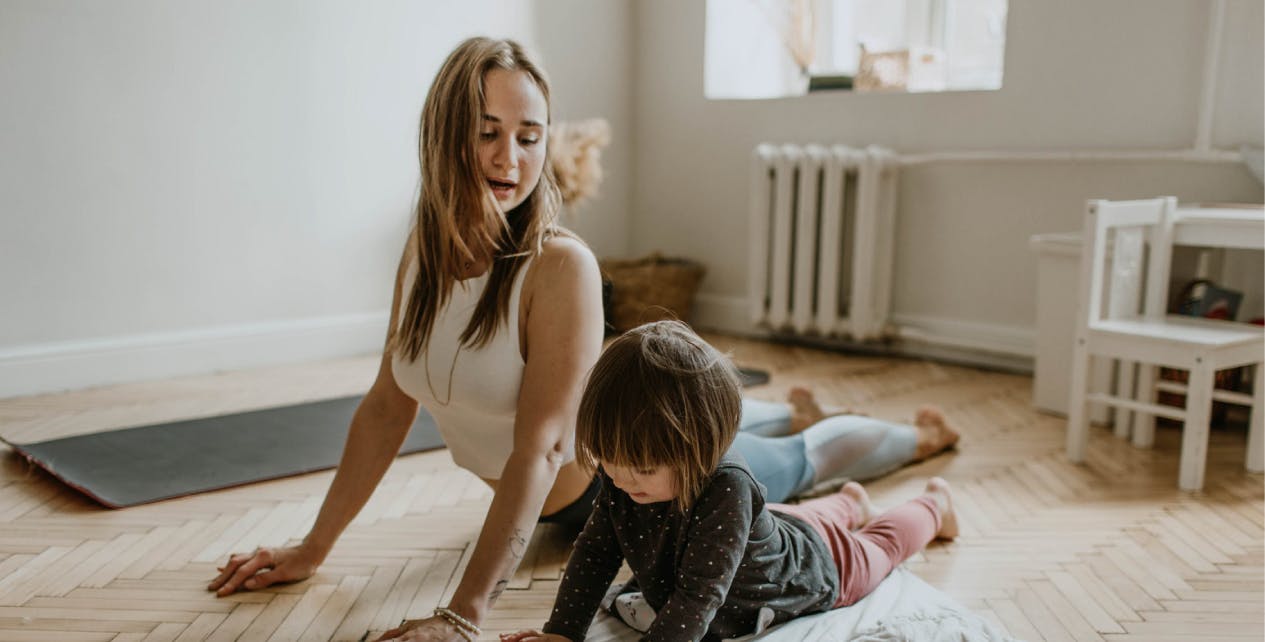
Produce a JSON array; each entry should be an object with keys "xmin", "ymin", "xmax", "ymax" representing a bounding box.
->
[
  {"xmin": 839, "ymin": 481, "xmax": 877, "ymax": 528},
  {"xmin": 787, "ymin": 387, "xmax": 858, "ymax": 433},
  {"xmin": 912, "ymin": 406, "xmax": 961, "ymax": 460},
  {"xmin": 923, "ymin": 477, "xmax": 959, "ymax": 540},
  {"xmin": 788, "ymin": 387, "xmax": 827, "ymax": 433}
]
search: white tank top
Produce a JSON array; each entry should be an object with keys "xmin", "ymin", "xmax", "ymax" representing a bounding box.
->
[{"xmin": 391, "ymin": 258, "xmax": 535, "ymax": 479}]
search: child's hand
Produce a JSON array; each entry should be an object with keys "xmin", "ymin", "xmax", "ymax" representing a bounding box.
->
[{"xmin": 499, "ymin": 630, "xmax": 570, "ymax": 642}]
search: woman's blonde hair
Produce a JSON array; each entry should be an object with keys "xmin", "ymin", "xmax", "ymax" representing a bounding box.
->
[
  {"xmin": 576, "ymin": 321, "xmax": 743, "ymax": 512},
  {"xmin": 390, "ymin": 37, "xmax": 563, "ymax": 360}
]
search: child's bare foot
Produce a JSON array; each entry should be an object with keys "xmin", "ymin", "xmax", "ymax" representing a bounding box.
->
[
  {"xmin": 923, "ymin": 477, "xmax": 959, "ymax": 540},
  {"xmin": 788, "ymin": 387, "xmax": 827, "ymax": 433},
  {"xmin": 912, "ymin": 406, "xmax": 961, "ymax": 460},
  {"xmin": 839, "ymin": 482, "xmax": 877, "ymax": 528}
]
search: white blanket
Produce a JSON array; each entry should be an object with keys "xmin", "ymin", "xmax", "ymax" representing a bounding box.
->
[{"xmin": 582, "ymin": 568, "xmax": 1020, "ymax": 642}]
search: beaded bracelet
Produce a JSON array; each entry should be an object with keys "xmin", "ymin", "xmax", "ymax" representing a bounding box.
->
[
  {"xmin": 434, "ymin": 607, "xmax": 479, "ymax": 641},
  {"xmin": 434, "ymin": 615, "xmax": 475, "ymax": 642}
]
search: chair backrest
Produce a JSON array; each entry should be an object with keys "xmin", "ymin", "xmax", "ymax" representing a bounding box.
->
[{"xmin": 1076, "ymin": 197, "xmax": 1177, "ymax": 329}]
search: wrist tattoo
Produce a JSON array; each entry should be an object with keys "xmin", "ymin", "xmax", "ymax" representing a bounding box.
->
[
  {"xmin": 509, "ymin": 528, "xmax": 528, "ymax": 559},
  {"xmin": 488, "ymin": 578, "xmax": 509, "ymax": 603}
]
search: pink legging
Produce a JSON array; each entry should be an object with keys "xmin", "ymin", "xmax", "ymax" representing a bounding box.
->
[{"xmin": 770, "ymin": 494, "xmax": 941, "ymax": 607}]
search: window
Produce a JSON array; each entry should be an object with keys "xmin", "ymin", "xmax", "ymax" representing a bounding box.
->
[{"xmin": 705, "ymin": 0, "xmax": 1008, "ymax": 99}]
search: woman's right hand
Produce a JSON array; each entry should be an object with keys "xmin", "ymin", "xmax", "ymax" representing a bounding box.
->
[
  {"xmin": 499, "ymin": 630, "xmax": 570, "ymax": 642},
  {"xmin": 207, "ymin": 544, "xmax": 322, "ymax": 596}
]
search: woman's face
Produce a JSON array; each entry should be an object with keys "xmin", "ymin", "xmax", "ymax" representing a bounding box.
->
[{"xmin": 477, "ymin": 68, "xmax": 548, "ymax": 212}]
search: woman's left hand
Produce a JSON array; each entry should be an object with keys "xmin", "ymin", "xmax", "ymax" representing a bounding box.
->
[{"xmin": 373, "ymin": 616, "xmax": 467, "ymax": 642}]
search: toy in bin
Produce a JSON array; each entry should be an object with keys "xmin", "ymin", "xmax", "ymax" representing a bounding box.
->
[
  {"xmin": 1158, "ymin": 278, "xmax": 1256, "ymax": 425},
  {"xmin": 1173, "ymin": 279, "xmax": 1244, "ymax": 321}
]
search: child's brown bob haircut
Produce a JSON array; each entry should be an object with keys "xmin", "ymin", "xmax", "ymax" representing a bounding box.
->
[{"xmin": 575, "ymin": 320, "xmax": 742, "ymax": 511}]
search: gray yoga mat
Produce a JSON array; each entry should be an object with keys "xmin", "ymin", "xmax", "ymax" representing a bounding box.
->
[{"xmin": 2, "ymin": 396, "xmax": 445, "ymax": 508}]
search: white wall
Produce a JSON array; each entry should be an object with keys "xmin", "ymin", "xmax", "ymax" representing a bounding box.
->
[
  {"xmin": 530, "ymin": 0, "xmax": 634, "ymax": 258},
  {"xmin": 0, "ymin": 0, "xmax": 633, "ymax": 397},
  {"xmin": 4, "ymin": 0, "xmax": 1261, "ymax": 397},
  {"xmin": 630, "ymin": 0, "xmax": 1264, "ymax": 360}
]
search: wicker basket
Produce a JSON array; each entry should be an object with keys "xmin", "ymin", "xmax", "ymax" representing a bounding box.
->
[{"xmin": 600, "ymin": 253, "xmax": 706, "ymax": 332}]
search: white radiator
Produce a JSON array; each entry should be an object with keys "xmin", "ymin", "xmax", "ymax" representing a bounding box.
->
[{"xmin": 748, "ymin": 144, "xmax": 899, "ymax": 341}]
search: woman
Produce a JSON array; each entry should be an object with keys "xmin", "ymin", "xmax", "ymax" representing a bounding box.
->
[{"xmin": 207, "ymin": 37, "xmax": 957, "ymax": 642}]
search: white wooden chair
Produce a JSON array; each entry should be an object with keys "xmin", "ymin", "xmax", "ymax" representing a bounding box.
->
[
  {"xmin": 1065, "ymin": 197, "xmax": 1265, "ymax": 490},
  {"xmin": 1128, "ymin": 206, "xmax": 1265, "ymax": 451}
]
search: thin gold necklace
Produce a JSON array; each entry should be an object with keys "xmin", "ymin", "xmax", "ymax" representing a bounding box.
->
[
  {"xmin": 423, "ymin": 278, "xmax": 476, "ymax": 406},
  {"xmin": 424, "ymin": 342, "xmax": 460, "ymax": 407}
]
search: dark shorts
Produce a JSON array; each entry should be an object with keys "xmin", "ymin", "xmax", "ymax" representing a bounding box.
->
[{"xmin": 538, "ymin": 474, "xmax": 600, "ymax": 533}]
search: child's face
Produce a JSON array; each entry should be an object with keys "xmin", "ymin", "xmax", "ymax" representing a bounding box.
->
[{"xmin": 601, "ymin": 461, "xmax": 677, "ymax": 504}]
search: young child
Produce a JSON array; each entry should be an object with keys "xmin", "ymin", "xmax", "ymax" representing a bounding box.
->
[{"xmin": 503, "ymin": 321, "xmax": 958, "ymax": 642}]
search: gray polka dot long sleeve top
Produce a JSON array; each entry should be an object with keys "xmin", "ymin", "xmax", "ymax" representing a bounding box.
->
[{"xmin": 542, "ymin": 453, "xmax": 839, "ymax": 642}]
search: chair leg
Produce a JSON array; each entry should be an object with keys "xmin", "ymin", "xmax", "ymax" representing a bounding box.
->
[
  {"xmin": 1179, "ymin": 362, "xmax": 1214, "ymax": 491},
  {"xmin": 1132, "ymin": 364, "xmax": 1158, "ymax": 448},
  {"xmin": 1089, "ymin": 357, "xmax": 1113, "ymax": 424},
  {"xmin": 1113, "ymin": 360, "xmax": 1135, "ymax": 439},
  {"xmin": 1247, "ymin": 363, "xmax": 1264, "ymax": 473},
  {"xmin": 1066, "ymin": 337, "xmax": 1093, "ymax": 463}
]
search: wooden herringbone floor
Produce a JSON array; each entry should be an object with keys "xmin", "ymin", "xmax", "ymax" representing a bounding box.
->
[{"xmin": 0, "ymin": 334, "xmax": 1261, "ymax": 641}]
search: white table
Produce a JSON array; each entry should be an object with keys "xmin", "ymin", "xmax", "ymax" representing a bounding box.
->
[
  {"xmin": 1173, "ymin": 206, "xmax": 1265, "ymax": 249},
  {"xmin": 1171, "ymin": 206, "xmax": 1264, "ymax": 316}
]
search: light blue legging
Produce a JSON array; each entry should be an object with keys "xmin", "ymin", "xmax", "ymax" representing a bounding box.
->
[{"xmin": 732, "ymin": 398, "xmax": 918, "ymax": 503}]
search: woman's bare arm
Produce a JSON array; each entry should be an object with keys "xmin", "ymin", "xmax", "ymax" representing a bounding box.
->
[
  {"xmin": 443, "ymin": 237, "xmax": 604, "ymax": 623},
  {"xmin": 209, "ymin": 243, "xmax": 420, "ymax": 596}
]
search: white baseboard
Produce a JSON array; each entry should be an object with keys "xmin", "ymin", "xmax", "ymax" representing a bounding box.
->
[
  {"xmin": 889, "ymin": 313, "xmax": 1035, "ymax": 359},
  {"xmin": 4, "ymin": 298, "xmax": 1040, "ymax": 398},
  {"xmin": 0, "ymin": 312, "xmax": 389, "ymax": 399},
  {"xmin": 693, "ymin": 293, "xmax": 1036, "ymax": 372}
]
